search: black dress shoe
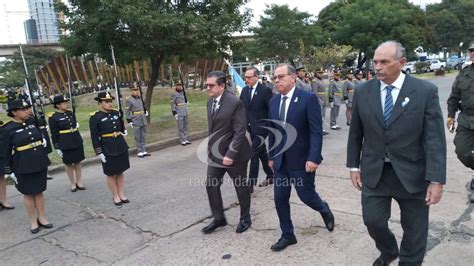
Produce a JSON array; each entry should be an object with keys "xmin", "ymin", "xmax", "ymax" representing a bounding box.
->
[
  {"xmin": 470, "ymin": 179, "xmax": 474, "ymax": 190},
  {"xmin": 0, "ymin": 203, "xmax": 15, "ymax": 210},
  {"xmin": 320, "ymin": 202, "xmax": 335, "ymax": 232},
  {"xmin": 121, "ymin": 198, "xmax": 130, "ymax": 204},
  {"xmin": 270, "ymin": 237, "xmax": 297, "ymax": 251},
  {"xmin": 372, "ymin": 254, "xmax": 398, "ymax": 266},
  {"xmin": 236, "ymin": 218, "xmax": 252, "ymax": 233},
  {"xmin": 202, "ymin": 219, "xmax": 227, "ymax": 234},
  {"xmin": 249, "ymin": 186, "xmax": 254, "ymax": 194},
  {"xmin": 37, "ymin": 220, "xmax": 53, "ymax": 229},
  {"xmin": 258, "ymin": 178, "xmax": 273, "ymax": 187},
  {"xmin": 322, "ymin": 130, "xmax": 329, "ymax": 135},
  {"xmin": 76, "ymin": 184, "xmax": 86, "ymax": 190},
  {"xmin": 47, "ymin": 176, "xmax": 53, "ymax": 180},
  {"xmin": 30, "ymin": 227, "xmax": 40, "ymax": 234},
  {"xmin": 113, "ymin": 198, "xmax": 123, "ymax": 206},
  {"xmin": 71, "ymin": 187, "xmax": 78, "ymax": 192}
]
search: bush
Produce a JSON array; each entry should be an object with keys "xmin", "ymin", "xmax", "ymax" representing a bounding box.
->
[
  {"xmin": 415, "ymin": 62, "xmax": 430, "ymax": 73},
  {"xmin": 435, "ymin": 69, "xmax": 445, "ymax": 76}
]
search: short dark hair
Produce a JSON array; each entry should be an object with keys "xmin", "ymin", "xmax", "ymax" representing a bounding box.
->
[
  {"xmin": 207, "ymin": 71, "xmax": 227, "ymax": 86},
  {"xmin": 276, "ymin": 64, "xmax": 297, "ymax": 75},
  {"xmin": 245, "ymin": 67, "xmax": 259, "ymax": 77}
]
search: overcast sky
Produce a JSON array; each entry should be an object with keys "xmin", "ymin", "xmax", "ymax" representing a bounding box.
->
[{"xmin": 0, "ymin": 0, "xmax": 442, "ymax": 44}]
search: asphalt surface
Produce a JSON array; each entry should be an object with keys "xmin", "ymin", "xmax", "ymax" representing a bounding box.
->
[{"xmin": 0, "ymin": 74, "xmax": 472, "ymax": 265}]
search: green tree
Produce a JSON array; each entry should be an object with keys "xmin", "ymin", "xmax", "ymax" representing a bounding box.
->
[
  {"xmin": 250, "ymin": 4, "xmax": 324, "ymax": 64},
  {"xmin": 0, "ymin": 47, "xmax": 60, "ymax": 89},
  {"xmin": 300, "ymin": 42, "xmax": 354, "ymax": 71},
  {"xmin": 317, "ymin": 0, "xmax": 431, "ymax": 67},
  {"xmin": 57, "ymin": 0, "xmax": 251, "ymax": 115}
]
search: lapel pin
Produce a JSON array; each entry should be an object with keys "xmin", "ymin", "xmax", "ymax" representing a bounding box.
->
[
  {"xmin": 294, "ymin": 97, "xmax": 298, "ymax": 103},
  {"xmin": 402, "ymin": 97, "xmax": 410, "ymax": 107}
]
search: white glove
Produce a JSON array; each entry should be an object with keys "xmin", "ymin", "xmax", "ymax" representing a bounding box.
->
[
  {"xmin": 76, "ymin": 122, "xmax": 80, "ymax": 128},
  {"xmin": 56, "ymin": 150, "xmax": 63, "ymax": 158},
  {"xmin": 345, "ymin": 100, "xmax": 349, "ymax": 104},
  {"xmin": 330, "ymin": 102, "xmax": 334, "ymax": 108},
  {"xmin": 145, "ymin": 111, "xmax": 149, "ymax": 117},
  {"xmin": 174, "ymin": 114, "xmax": 178, "ymax": 121},
  {"xmin": 42, "ymin": 138, "xmax": 47, "ymax": 147},
  {"xmin": 122, "ymin": 130, "xmax": 128, "ymax": 136},
  {"xmin": 129, "ymin": 122, "xmax": 134, "ymax": 128},
  {"xmin": 9, "ymin": 173, "xmax": 17, "ymax": 185},
  {"xmin": 99, "ymin": 153, "xmax": 107, "ymax": 163}
]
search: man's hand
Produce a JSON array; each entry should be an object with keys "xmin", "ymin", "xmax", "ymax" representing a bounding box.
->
[
  {"xmin": 425, "ymin": 183, "xmax": 443, "ymax": 205},
  {"xmin": 305, "ymin": 161, "xmax": 319, "ymax": 172},
  {"xmin": 350, "ymin": 171, "xmax": 362, "ymax": 191},
  {"xmin": 447, "ymin": 117, "xmax": 455, "ymax": 133},
  {"xmin": 222, "ymin": 156, "xmax": 233, "ymax": 166},
  {"xmin": 268, "ymin": 160, "xmax": 274, "ymax": 173}
]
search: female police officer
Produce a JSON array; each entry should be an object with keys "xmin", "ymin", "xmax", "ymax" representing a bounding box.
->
[
  {"xmin": 48, "ymin": 95, "xmax": 85, "ymax": 192},
  {"xmin": 89, "ymin": 91, "xmax": 130, "ymax": 206},
  {"xmin": 2, "ymin": 99, "xmax": 52, "ymax": 233}
]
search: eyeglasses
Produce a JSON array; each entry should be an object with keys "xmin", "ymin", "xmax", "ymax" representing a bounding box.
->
[
  {"xmin": 207, "ymin": 83, "xmax": 219, "ymax": 89},
  {"xmin": 244, "ymin": 75, "xmax": 257, "ymax": 79},
  {"xmin": 272, "ymin": 74, "xmax": 290, "ymax": 80}
]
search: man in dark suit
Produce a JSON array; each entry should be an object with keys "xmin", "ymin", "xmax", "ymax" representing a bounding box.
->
[
  {"xmin": 347, "ymin": 41, "xmax": 446, "ymax": 266},
  {"xmin": 240, "ymin": 67, "xmax": 274, "ymax": 189},
  {"xmin": 268, "ymin": 64, "xmax": 334, "ymax": 252},
  {"xmin": 202, "ymin": 71, "xmax": 252, "ymax": 234}
]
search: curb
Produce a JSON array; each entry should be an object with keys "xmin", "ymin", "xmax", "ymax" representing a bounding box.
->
[{"xmin": 48, "ymin": 130, "xmax": 209, "ymax": 175}]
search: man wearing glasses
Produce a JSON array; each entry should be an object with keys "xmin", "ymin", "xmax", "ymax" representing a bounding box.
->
[
  {"xmin": 202, "ymin": 71, "xmax": 252, "ymax": 235},
  {"xmin": 240, "ymin": 67, "xmax": 274, "ymax": 190}
]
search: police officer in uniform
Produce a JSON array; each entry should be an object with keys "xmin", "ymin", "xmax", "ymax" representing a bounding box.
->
[
  {"xmin": 343, "ymin": 70, "xmax": 356, "ymax": 126},
  {"xmin": 2, "ymin": 99, "xmax": 53, "ymax": 233},
  {"xmin": 48, "ymin": 95, "xmax": 85, "ymax": 192},
  {"xmin": 354, "ymin": 69, "xmax": 365, "ymax": 87},
  {"xmin": 312, "ymin": 68, "xmax": 329, "ymax": 135},
  {"xmin": 170, "ymin": 82, "xmax": 191, "ymax": 146},
  {"xmin": 0, "ymin": 120, "xmax": 14, "ymax": 210},
  {"xmin": 27, "ymin": 105, "xmax": 54, "ymax": 180},
  {"xmin": 447, "ymin": 41, "xmax": 474, "ymax": 203},
  {"xmin": 125, "ymin": 85, "xmax": 149, "ymax": 158},
  {"xmin": 296, "ymin": 66, "xmax": 312, "ymax": 92},
  {"xmin": 328, "ymin": 71, "xmax": 343, "ymax": 130},
  {"xmin": 90, "ymin": 91, "xmax": 130, "ymax": 206}
]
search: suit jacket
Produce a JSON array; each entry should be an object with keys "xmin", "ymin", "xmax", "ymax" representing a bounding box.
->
[
  {"xmin": 207, "ymin": 91, "xmax": 251, "ymax": 166},
  {"xmin": 268, "ymin": 87, "xmax": 323, "ymax": 173},
  {"xmin": 346, "ymin": 75, "xmax": 446, "ymax": 193},
  {"xmin": 240, "ymin": 82, "xmax": 273, "ymax": 136}
]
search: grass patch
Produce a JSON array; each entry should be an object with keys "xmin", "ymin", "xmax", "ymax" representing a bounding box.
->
[{"xmin": 1, "ymin": 87, "xmax": 210, "ymax": 166}]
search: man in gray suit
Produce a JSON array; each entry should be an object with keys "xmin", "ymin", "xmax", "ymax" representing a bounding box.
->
[
  {"xmin": 202, "ymin": 71, "xmax": 252, "ymax": 235},
  {"xmin": 347, "ymin": 41, "xmax": 446, "ymax": 266},
  {"xmin": 125, "ymin": 86, "xmax": 149, "ymax": 158}
]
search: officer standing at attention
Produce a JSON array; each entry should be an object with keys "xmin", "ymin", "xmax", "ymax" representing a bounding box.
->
[
  {"xmin": 90, "ymin": 91, "xmax": 130, "ymax": 206},
  {"xmin": 2, "ymin": 99, "xmax": 53, "ymax": 234},
  {"xmin": 328, "ymin": 71, "xmax": 343, "ymax": 130},
  {"xmin": 296, "ymin": 66, "xmax": 312, "ymax": 92},
  {"xmin": 447, "ymin": 41, "xmax": 474, "ymax": 203},
  {"xmin": 312, "ymin": 68, "xmax": 329, "ymax": 135},
  {"xmin": 354, "ymin": 69, "xmax": 365, "ymax": 87},
  {"xmin": 125, "ymin": 85, "xmax": 150, "ymax": 158},
  {"xmin": 343, "ymin": 70, "xmax": 356, "ymax": 126},
  {"xmin": 48, "ymin": 95, "xmax": 85, "ymax": 192},
  {"xmin": 170, "ymin": 82, "xmax": 191, "ymax": 146}
]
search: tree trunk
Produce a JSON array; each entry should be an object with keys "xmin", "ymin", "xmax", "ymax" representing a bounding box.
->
[
  {"xmin": 145, "ymin": 55, "xmax": 163, "ymax": 123},
  {"xmin": 357, "ymin": 54, "xmax": 367, "ymax": 70}
]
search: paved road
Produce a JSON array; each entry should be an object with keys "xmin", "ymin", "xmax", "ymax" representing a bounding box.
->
[{"xmin": 0, "ymin": 75, "xmax": 472, "ymax": 265}]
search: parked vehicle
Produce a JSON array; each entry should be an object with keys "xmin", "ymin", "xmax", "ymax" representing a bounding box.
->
[
  {"xmin": 447, "ymin": 56, "xmax": 464, "ymax": 69},
  {"xmin": 402, "ymin": 61, "xmax": 416, "ymax": 75},
  {"xmin": 426, "ymin": 59, "xmax": 446, "ymax": 72}
]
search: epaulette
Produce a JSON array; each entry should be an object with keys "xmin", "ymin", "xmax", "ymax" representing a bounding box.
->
[
  {"xmin": 47, "ymin": 111, "xmax": 55, "ymax": 118},
  {"xmin": 90, "ymin": 111, "xmax": 99, "ymax": 116}
]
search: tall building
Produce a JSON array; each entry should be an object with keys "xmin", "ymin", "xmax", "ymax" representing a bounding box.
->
[
  {"xmin": 24, "ymin": 0, "xmax": 61, "ymax": 43},
  {"xmin": 24, "ymin": 18, "xmax": 39, "ymax": 44}
]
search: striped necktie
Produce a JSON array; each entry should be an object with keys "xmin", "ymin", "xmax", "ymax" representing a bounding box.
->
[{"xmin": 384, "ymin": 85, "xmax": 395, "ymax": 127}]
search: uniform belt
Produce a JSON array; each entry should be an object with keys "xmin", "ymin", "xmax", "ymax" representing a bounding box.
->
[
  {"xmin": 15, "ymin": 140, "xmax": 43, "ymax": 151},
  {"xmin": 59, "ymin": 128, "xmax": 78, "ymax": 134},
  {"xmin": 101, "ymin": 131, "xmax": 122, "ymax": 138},
  {"xmin": 39, "ymin": 126, "xmax": 46, "ymax": 129},
  {"xmin": 132, "ymin": 111, "xmax": 144, "ymax": 115},
  {"xmin": 347, "ymin": 89, "xmax": 354, "ymax": 93},
  {"xmin": 334, "ymin": 93, "xmax": 342, "ymax": 96},
  {"xmin": 317, "ymin": 92, "xmax": 326, "ymax": 95},
  {"xmin": 176, "ymin": 103, "xmax": 187, "ymax": 106}
]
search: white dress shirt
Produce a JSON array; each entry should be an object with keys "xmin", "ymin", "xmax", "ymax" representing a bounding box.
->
[
  {"xmin": 279, "ymin": 86, "xmax": 296, "ymax": 122},
  {"xmin": 250, "ymin": 83, "xmax": 258, "ymax": 100}
]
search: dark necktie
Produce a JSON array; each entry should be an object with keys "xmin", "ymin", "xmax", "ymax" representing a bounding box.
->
[
  {"xmin": 211, "ymin": 99, "xmax": 218, "ymax": 117},
  {"xmin": 279, "ymin": 96, "xmax": 288, "ymax": 121},
  {"xmin": 384, "ymin": 85, "xmax": 394, "ymax": 127}
]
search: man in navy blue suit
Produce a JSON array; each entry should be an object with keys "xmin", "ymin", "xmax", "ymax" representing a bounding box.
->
[
  {"xmin": 240, "ymin": 67, "xmax": 274, "ymax": 190},
  {"xmin": 268, "ymin": 64, "xmax": 335, "ymax": 252}
]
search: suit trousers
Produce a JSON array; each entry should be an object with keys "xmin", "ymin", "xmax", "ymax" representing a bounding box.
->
[
  {"xmin": 248, "ymin": 133, "xmax": 274, "ymax": 185},
  {"xmin": 206, "ymin": 162, "xmax": 251, "ymax": 221},
  {"xmin": 274, "ymin": 158, "xmax": 329, "ymax": 239},
  {"xmin": 133, "ymin": 125, "xmax": 148, "ymax": 153},
  {"xmin": 177, "ymin": 116, "xmax": 189, "ymax": 142},
  {"xmin": 362, "ymin": 163, "xmax": 429, "ymax": 265},
  {"xmin": 330, "ymin": 105, "xmax": 340, "ymax": 126}
]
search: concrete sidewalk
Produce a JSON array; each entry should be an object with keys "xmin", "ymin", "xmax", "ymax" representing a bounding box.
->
[{"xmin": 0, "ymin": 76, "xmax": 472, "ymax": 265}]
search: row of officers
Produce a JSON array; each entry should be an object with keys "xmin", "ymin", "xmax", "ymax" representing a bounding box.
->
[{"xmin": 0, "ymin": 86, "xmax": 156, "ymax": 234}]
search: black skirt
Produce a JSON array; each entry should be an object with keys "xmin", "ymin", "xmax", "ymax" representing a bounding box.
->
[
  {"xmin": 62, "ymin": 146, "xmax": 85, "ymax": 165},
  {"xmin": 15, "ymin": 168, "xmax": 47, "ymax": 195},
  {"xmin": 102, "ymin": 152, "xmax": 130, "ymax": 176},
  {"xmin": 0, "ymin": 160, "xmax": 4, "ymax": 176}
]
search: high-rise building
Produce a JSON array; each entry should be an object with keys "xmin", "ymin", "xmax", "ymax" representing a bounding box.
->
[
  {"xmin": 24, "ymin": 18, "xmax": 39, "ymax": 44},
  {"xmin": 24, "ymin": 0, "xmax": 61, "ymax": 43}
]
